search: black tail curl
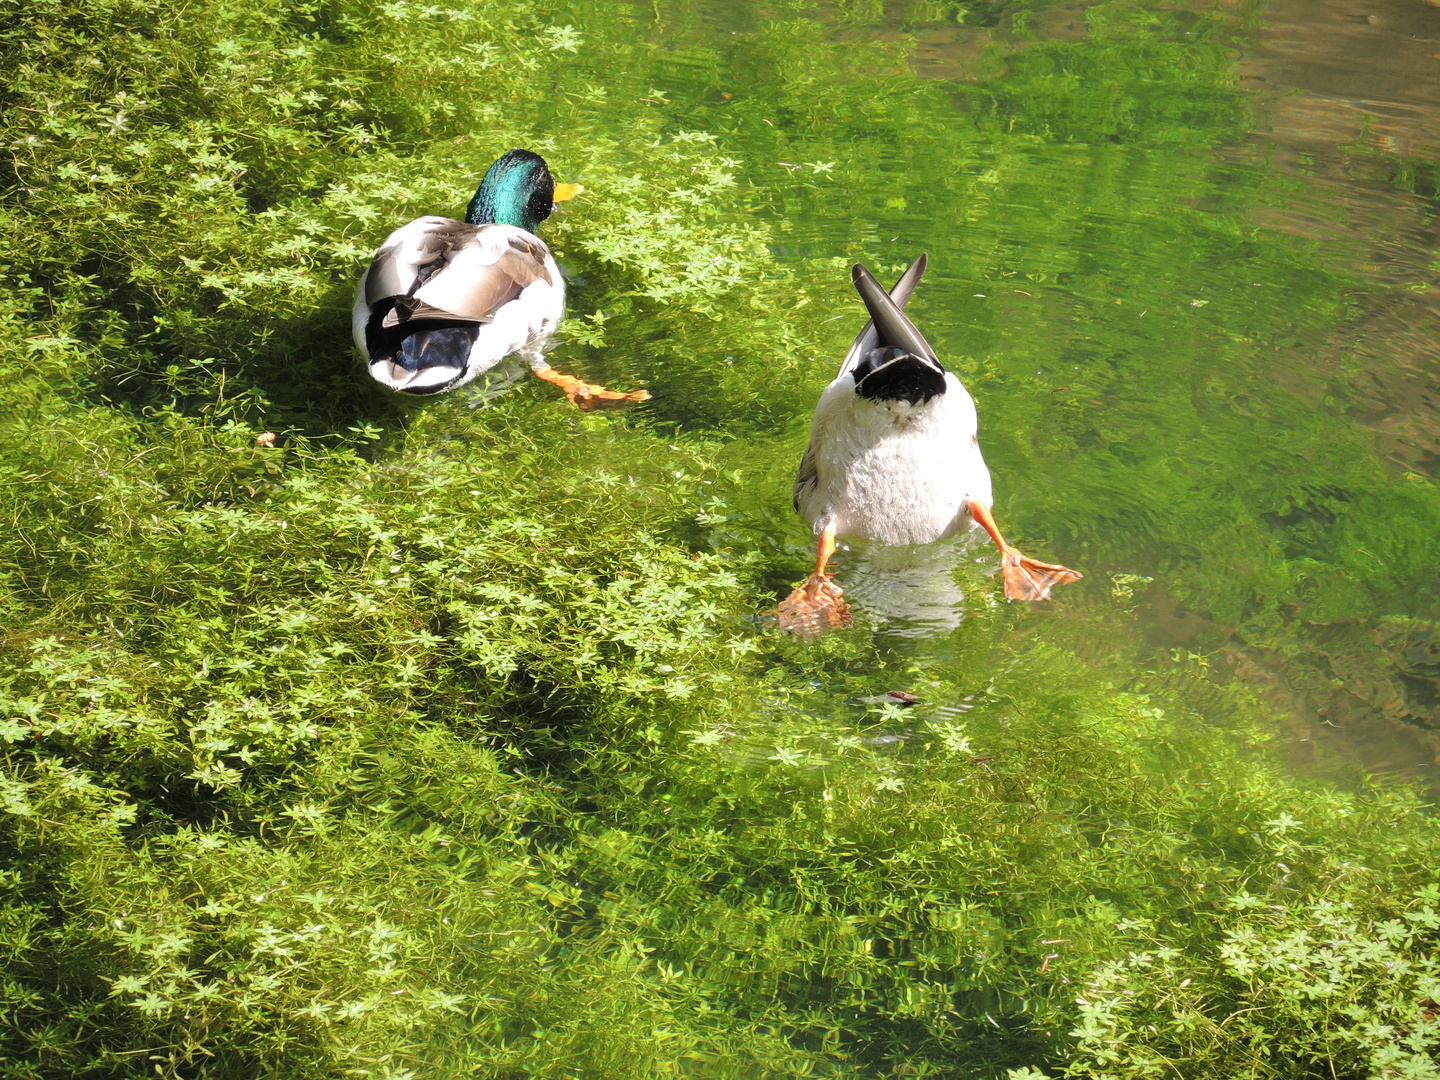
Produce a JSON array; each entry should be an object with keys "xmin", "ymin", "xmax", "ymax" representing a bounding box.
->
[
  {"xmin": 853, "ymin": 346, "xmax": 946, "ymax": 405},
  {"xmin": 365, "ymin": 301, "xmax": 479, "ymax": 383}
]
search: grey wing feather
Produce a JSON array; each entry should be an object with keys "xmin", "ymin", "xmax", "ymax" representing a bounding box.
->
[
  {"xmin": 364, "ymin": 243, "xmax": 410, "ymax": 307},
  {"xmin": 835, "ymin": 253, "xmax": 928, "ymax": 378},
  {"xmin": 381, "ymin": 298, "xmax": 478, "ymax": 327},
  {"xmin": 363, "ymin": 222, "xmax": 553, "ymax": 327},
  {"xmin": 793, "ymin": 440, "xmax": 818, "ymax": 512},
  {"xmin": 364, "ymin": 219, "xmax": 471, "ymax": 307},
  {"xmin": 498, "ymin": 235, "xmax": 553, "ymax": 286}
]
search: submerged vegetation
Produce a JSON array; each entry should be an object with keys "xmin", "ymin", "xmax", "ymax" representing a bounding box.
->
[{"xmin": 2, "ymin": 0, "xmax": 1439, "ymax": 1076}]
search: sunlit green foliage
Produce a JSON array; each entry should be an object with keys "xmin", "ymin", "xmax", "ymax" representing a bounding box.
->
[{"xmin": 2, "ymin": 0, "xmax": 1439, "ymax": 1077}]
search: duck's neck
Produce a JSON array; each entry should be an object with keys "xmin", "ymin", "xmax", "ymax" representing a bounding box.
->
[{"xmin": 465, "ymin": 149, "xmax": 553, "ymax": 233}]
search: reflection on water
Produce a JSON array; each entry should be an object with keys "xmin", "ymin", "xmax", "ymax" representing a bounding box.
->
[
  {"xmin": 459, "ymin": 354, "xmax": 531, "ymax": 407},
  {"xmin": 833, "ymin": 535, "xmax": 987, "ymax": 637},
  {"xmin": 1241, "ymin": 0, "xmax": 1440, "ymax": 162},
  {"xmin": 1236, "ymin": 0, "xmax": 1440, "ymax": 479},
  {"xmin": 1222, "ymin": 0, "xmax": 1440, "ymax": 791}
]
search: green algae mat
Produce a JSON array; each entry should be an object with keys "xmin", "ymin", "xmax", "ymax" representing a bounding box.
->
[{"xmin": 4, "ymin": 0, "xmax": 1440, "ymax": 1076}]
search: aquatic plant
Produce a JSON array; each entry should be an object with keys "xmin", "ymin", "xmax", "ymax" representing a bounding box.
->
[{"xmin": 2, "ymin": 0, "xmax": 1438, "ymax": 1077}]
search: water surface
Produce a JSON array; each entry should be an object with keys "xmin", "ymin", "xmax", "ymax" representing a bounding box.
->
[{"xmin": 540, "ymin": 0, "xmax": 1440, "ymax": 793}]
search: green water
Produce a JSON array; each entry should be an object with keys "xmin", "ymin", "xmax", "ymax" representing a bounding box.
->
[
  {"xmin": 4, "ymin": 0, "xmax": 1440, "ymax": 1076},
  {"xmin": 550, "ymin": 0, "xmax": 1440, "ymax": 789}
]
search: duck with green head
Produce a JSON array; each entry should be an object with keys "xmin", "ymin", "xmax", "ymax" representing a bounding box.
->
[{"xmin": 352, "ymin": 148, "xmax": 648, "ymax": 406}]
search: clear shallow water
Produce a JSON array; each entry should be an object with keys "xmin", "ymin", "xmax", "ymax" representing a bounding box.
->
[{"xmin": 531, "ymin": 0, "xmax": 1440, "ymax": 793}]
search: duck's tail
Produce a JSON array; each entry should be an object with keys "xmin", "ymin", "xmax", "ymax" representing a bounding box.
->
[{"xmin": 851, "ymin": 263, "xmax": 941, "ymax": 362}]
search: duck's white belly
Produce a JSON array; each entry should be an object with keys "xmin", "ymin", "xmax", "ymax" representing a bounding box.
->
[
  {"xmin": 829, "ymin": 429, "xmax": 974, "ymax": 544},
  {"xmin": 798, "ymin": 373, "xmax": 994, "ymax": 546}
]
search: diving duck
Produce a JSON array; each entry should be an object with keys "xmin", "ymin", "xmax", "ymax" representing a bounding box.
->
[
  {"xmin": 776, "ymin": 255, "xmax": 1081, "ymax": 635},
  {"xmin": 352, "ymin": 148, "xmax": 648, "ymax": 408}
]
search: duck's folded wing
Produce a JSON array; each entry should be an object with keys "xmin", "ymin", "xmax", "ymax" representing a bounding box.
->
[
  {"xmin": 836, "ymin": 253, "xmax": 928, "ymax": 378},
  {"xmin": 364, "ymin": 217, "xmax": 469, "ymax": 307},
  {"xmin": 413, "ymin": 230, "xmax": 553, "ymax": 321},
  {"xmin": 364, "ymin": 220, "xmax": 554, "ymax": 325},
  {"xmin": 793, "ymin": 441, "xmax": 818, "ymax": 512}
]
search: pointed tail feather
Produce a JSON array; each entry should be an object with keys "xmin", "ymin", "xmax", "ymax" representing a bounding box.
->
[
  {"xmin": 889, "ymin": 253, "xmax": 928, "ymax": 311},
  {"xmin": 851, "ymin": 263, "xmax": 940, "ymax": 362},
  {"xmin": 838, "ymin": 254, "xmax": 928, "ymax": 377}
]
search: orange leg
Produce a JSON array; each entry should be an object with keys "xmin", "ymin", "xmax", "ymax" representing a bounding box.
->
[
  {"xmin": 774, "ymin": 527, "xmax": 852, "ymax": 639},
  {"xmin": 531, "ymin": 363, "xmax": 651, "ymax": 411},
  {"xmin": 968, "ymin": 499, "xmax": 1082, "ymax": 602},
  {"xmin": 813, "ymin": 527, "xmax": 837, "ymax": 578}
]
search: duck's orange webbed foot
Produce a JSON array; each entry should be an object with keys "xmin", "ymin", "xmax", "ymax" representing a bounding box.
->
[
  {"xmin": 531, "ymin": 363, "xmax": 651, "ymax": 411},
  {"xmin": 968, "ymin": 499, "xmax": 1082, "ymax": 602},
  {"xmin": 775, "ymin": 573, "xmax": 853, "ymax": 640},
  {"xmin": 1001, "ymin": 549, "xmax": 1083, "ymax": 602},
  {"xmin": 774, "ymin": 527, "xmax": 852, "ymax": 639}
]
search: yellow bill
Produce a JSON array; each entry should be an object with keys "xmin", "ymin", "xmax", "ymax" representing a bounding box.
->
[{"xmin": 553, "ymin": 182, "xmax": 585, "ymax": 203}]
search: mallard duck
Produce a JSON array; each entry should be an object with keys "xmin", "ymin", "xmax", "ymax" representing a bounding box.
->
[
  {"xmin": 776, "ymin": 255, "xmax": 1081, "ymax": 635},
  {"xmin": 352, "ymin": 148, "xmax": 649, "ymax": 407}
]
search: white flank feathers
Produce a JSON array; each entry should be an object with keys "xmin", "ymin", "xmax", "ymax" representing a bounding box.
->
[
  {"xmin": 352, "ymin": 218, "xmax": 565, "ymax": 395},
  {"xmin": 795, "ymin": 371, "xmax": 993, "ymax": 545}
]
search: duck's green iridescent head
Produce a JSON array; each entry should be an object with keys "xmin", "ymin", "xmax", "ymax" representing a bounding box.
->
[{"xmin": 465, "ymin": 149, "xmax": 558, "ymax": 233}]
